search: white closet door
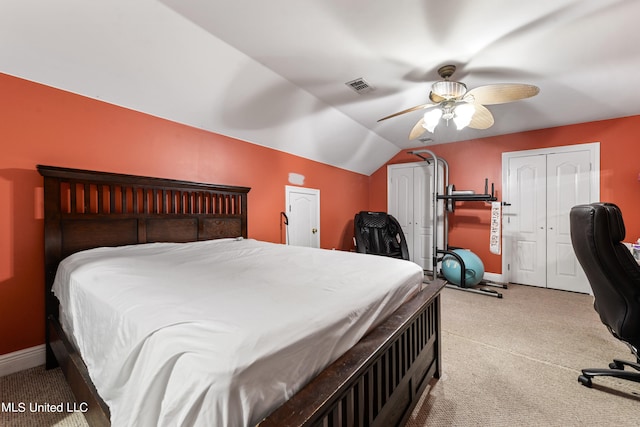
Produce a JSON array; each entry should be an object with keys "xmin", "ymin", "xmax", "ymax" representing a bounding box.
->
[
  {"xmin": 505, "ymin": 146, "xmax": 595, "ymax": 293},
  {"xmin": 507, "ymin": 154, "xmax": 547, "ymax": 287},
  {"xmin": 546, "ymin": 150, "xmax": 591, "ymax": 293},
  {"xmin": 412, "ymin": 164, "xmax": 432, "ymax": 269},
  {"xmin": 388, "ymin": 165, "xmax": 414, "ymax": 260},
  {"xmin": 388, "ymin": 162, "xmax": 442, "ymax": 271}
]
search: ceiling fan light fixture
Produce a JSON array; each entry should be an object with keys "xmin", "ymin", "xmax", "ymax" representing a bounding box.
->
[
  {"xmin": 378, "ymin": 63, "xmax": 538, "ymax": 139},
  {"xmin": 422, "ymin": 108, "xmax": 442, "ymax": 133},
  {"xmin": 431, "ymin": 80, "xmax": 467, "ymax": 99},
  {"xmin": 453, "ymin": 103, "xmax": 476, "ymax": 130}
]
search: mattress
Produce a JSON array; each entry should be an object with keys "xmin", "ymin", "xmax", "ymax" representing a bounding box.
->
[{"xmin": 52, "ymin": 238, "xmax": 423, "ymax": 426}]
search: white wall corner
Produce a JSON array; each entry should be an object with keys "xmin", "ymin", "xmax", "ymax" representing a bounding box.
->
[{"xmin": 0, "ymin": 345, "xmax": 46, "ymax": 377}]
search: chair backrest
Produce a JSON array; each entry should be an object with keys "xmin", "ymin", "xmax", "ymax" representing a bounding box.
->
[
  {"xmin": 569, "ymin": 203, "xmax": 640, "ymax": 349},
  {"xmin": 354, "ymin": 211, "xmax": 409, "ymax": 260}
]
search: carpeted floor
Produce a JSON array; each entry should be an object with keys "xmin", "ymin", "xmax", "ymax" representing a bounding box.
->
[
  {"xmin": 1, "ymin": 284, "xmax": 638, "ymax": 426},
  {"xmin": 407, "ymin": 283, "xmax": 640, "ymax": 426},
  {"xmin": 0, "ymin": 364, "xmax": 88, "ymax": 427}
]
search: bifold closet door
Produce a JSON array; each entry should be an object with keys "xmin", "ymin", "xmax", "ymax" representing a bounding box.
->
[
  {"xmin": 389, "ymin": 165, "xmax": 415, "ymax": 261},
  {"xmin": 546, "ymin": 151, "xmax": 591, "ymax": 292},
  {"xmin": 507, "ymin": 155, "xmax": 546, "ymax": 287},
  {"xmin": 388, "ymin": 163, "xmax": 441, "ymax": 270},
  {"xmin": 506, "ymin": 150, "xmax": 591, "ymax": 293}
]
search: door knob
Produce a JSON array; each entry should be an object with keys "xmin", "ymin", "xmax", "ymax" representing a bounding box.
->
[{"xmin": 312, "ymin": 228, "xmax": 318, "ymax": 234}]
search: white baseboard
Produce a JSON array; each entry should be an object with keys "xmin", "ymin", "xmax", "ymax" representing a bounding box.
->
[
  {"xmin": 484, "ymin": 272, "xmax": 506, "ymax": 284},
  {"xmin": 0, "ymin": 344, "xmax": 46, "ymax": 377}
]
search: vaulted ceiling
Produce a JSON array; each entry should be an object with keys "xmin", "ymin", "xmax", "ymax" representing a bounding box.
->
[{"xmin": 2, "ymin": 0, "xmax": 639, "ymax": 175}]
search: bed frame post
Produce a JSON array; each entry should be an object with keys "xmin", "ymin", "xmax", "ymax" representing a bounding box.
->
[{"xmin": 42, "ymin": 173, "xmax": 62, "ymax": 369}]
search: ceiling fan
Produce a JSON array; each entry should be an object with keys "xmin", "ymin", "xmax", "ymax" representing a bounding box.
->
[{"xmin": 378, "ymin": 65, "xmax": 540, "ymax": 140}]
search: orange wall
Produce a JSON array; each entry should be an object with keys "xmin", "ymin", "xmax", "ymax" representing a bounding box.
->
[
  {"xmin": 4, "ymin": 70, "xmax": 640, "ymax": 358},
  {"xmin": 370, "ymin": 116, "xmax": 640, "ymax": 274},
  {"xmin": 0, "ymin": 73, "xmax": 369, "ymax": 356}
]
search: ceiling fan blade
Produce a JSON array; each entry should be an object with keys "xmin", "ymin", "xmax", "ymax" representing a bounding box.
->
[
  {"xmin": 377, "ymin": 103, "xmax": 432, "ymax": 122},
  {"xmin": 466, "ymin": 84, "xmax": 539, "ymax": 105},
  {"xmin": 468, "ymin": 103, "xmax": 494, "ymax": 130},
  {"xmin": 409, "ymin": 118, "xmax": 426, "ymax": 140}
]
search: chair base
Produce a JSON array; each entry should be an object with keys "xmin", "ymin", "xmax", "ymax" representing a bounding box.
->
[{"xmin": 578, "ymin": 358, "xmax": 640, "ymax": 387}]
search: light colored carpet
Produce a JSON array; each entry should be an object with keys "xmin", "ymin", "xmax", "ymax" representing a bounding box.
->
[
  {"xmin": 0, "ymin": 364, "xmax": 88, "ymax": 427},
  {"xmin": 407, "ymin": 284, "xmax": 640, "ymax": 426},
  {"xmin": 1, "ymin": 284, "xmax": 638, "ymax": 426}
]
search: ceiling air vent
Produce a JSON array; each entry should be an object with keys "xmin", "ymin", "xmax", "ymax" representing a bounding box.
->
[{"xmin": 345, "ymin": 77, "xmax": 374, "ymax": 94}]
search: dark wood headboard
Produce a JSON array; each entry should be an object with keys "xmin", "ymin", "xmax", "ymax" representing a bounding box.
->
[
  {"xmin": 38, "ymin": 165, "xmax": 250, "ymax": 305},
  {"xmin": 38, "ymin": 165, "xmax": 250, "ymax": 422}
]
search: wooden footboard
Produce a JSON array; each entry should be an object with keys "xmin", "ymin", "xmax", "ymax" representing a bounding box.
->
[{"xmin": 260, "ymin": 279, "xmax": 443, "ymax": 427}]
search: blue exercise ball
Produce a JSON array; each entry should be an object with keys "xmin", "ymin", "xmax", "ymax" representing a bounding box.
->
[{"xmin": 442, "ymin": 249, "xmax": 485, "ymax": 287}]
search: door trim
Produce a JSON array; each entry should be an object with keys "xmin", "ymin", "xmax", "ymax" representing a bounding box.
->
[{"xmin": 501, "ymin": 142, "xmax": 600, "ymax": 284}]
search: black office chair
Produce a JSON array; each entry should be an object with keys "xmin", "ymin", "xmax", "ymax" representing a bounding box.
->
[
  {"xmin": 354, "ymin": 211, "xmax": 409, "ymax": 260},
  {"xmin": 569, "ymin": 202, "xmax": 640, "ymax": 387}
]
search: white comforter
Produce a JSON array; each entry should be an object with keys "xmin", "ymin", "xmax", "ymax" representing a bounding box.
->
[{"xmin": 53, "ymin": 238, "xmax": 423, "ymax": 426}]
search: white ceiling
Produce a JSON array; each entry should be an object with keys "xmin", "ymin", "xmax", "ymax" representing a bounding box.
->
[{"xmin": 2, "ymin": 0, "xmax": 640, "ymax": 175}]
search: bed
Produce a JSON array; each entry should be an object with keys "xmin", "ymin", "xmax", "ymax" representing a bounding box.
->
[{"xmin": 39, "ymin": 165, "xmax": 444, "ymax": 427}]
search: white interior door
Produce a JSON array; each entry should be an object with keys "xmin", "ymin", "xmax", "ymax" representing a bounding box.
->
[
  {"xmin": 412, "ymin": 164, "xmax": 432, "ymax": 269},
  {"xmin": 503, "ymin": 144, "xmax": 598, "ymax": 293},
  {"xmin": 285, "ymin": 186, "xmax": 320, "ymax": 248},
  {"xmin": 546, "ymin": 150, "xmax": 591, "ymax": 292},
  {"xmin": 388, "ymin": 165, "xmax": 414, "ymax": 259},
  {"xmin": 506, "ymin": 155, "xmax": 547, "ymax": 287},
  {"xmin": 388, "ymin": 162, "xmax": 444, "ymax": 270}
]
